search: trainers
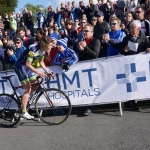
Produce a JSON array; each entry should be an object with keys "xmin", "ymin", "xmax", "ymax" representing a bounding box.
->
[
  {"xmin": 84, "ymin": 109, "xmax": 92, "ymax": 116},
  {"xmin": 20, "ymin": 112, "xmax": 34, "ymax": 119}
]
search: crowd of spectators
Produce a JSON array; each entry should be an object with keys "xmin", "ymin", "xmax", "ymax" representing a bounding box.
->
[{"xmin": 0, "ymin": 0, "xmax": 150, "ymax": 115}]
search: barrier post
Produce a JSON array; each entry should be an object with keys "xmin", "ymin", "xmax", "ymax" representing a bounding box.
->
[{"xmin": 119, "ymin": 102, "xmax": 123, "ymax": 116}]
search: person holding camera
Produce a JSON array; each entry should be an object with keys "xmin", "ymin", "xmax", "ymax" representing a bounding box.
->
[{"xmin": 7, "ymin": 35, "xmax": 26, "ymax": 64}]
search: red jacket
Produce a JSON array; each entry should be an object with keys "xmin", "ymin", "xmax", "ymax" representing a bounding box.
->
[{"xmin": 44, "ymin": 47, "xmax": 59, "ymax": 66}]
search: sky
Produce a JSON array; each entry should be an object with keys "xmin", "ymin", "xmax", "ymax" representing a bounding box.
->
[{"xmin": 15, "ymin": 0, "xmax": 98, "ymax": 13}]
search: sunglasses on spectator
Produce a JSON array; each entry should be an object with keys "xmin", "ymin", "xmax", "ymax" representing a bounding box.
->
[
  {"xmin": 83, "ymin": 30, "xmax": 92, "ymax": 33},
  {"xmin": 110, "ymin": 23, "xmax": 117, "ymax": 26},
  {"xmin": 136, "ymin": 11, "xmax": 143, "ymax": 14},
  {"xmin": 67, "ymin": 23, "xmax": 72, "ymax": 25},
  {"xmin": 81, "ymin": 22, "xmax": 86, "ymax": 24},
  {"xmin": 15, "ymin": 41, "xmax": 21, "ymax": 44}
]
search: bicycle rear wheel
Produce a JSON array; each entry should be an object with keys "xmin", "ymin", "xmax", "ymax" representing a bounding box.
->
[
  {"xmin": 35, "ymin": 88, "xmax": 72, "ymax": 125},
  {"xmin": 0, "ymin": 94, "xmax": 20, "ymax": 127}
]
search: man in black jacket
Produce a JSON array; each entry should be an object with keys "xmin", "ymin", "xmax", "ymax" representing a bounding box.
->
[
  {"xmin": 93, "ymin": 11, "xmax": 110, "ymax": 57},
  {"xmin": 78, "ymin": 23, "xmax": 100, "ymax": 115},
  {"xmin": 78, "ymin": 23, "xmax": 100, "ymax": 61}
]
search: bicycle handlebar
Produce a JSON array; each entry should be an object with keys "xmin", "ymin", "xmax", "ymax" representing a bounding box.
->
[{"xmin": 36, "ymin": 73, "xmax": 54, "ymax": 85}]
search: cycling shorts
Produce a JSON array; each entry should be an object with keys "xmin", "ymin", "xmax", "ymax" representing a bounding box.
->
[{"xmin": 15, "ymin": 62, "xmax": 37, "ymax": 84}]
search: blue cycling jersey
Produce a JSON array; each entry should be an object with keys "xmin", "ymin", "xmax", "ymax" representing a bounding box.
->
[{"xmin": 17, "ymin": 43, "xmax": 45, "ymax": 65}]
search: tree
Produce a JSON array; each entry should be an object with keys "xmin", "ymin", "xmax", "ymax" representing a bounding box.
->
[{"xmin": 0, "ymin": 0, "xmax": 18, "ymax": 17}]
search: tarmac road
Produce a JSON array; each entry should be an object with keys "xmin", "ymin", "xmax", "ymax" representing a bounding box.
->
[{"xmin": 0, "ymin": 108, "xmax": 150, "ymax": 150}]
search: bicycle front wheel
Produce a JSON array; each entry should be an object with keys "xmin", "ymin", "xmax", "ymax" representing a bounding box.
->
[
  {"xmin": 35, "ymin": 88, "xmax": 72, "ymax": 125},
  {"xmin": 0, "ymin": 94, "xmax": 20, "ymax": 127}
]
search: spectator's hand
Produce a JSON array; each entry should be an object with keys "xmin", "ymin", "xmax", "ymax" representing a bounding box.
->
[
  {"xmin": 80, "ymin": 40, "xmax": 87, "ymax": 48},
  {"xmin": 146, "ymin": 48, "xmax": 150, "ymax": 52},
  {"xmin": 78, "ymin": 43, "xmax": 84, "ymax": 51},
  {"xmin": 7, "ymin": 49, "xmax": 14, "ymax": 57},
  {"xmin": 102, "ymin": 34, "xmax": 110, "ymax": 43},
  {"xmin": 121, "ymin": 23, "xmax": 125, "ymax": 29},
  {"xmin": 124, "ymin": 46, "xmax": 130, "ymax": 52}
]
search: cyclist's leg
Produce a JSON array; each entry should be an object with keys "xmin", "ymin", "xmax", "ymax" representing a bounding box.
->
[{"xmin": 15, "ymin": 63, "xmax": 36, "ymax": 119}]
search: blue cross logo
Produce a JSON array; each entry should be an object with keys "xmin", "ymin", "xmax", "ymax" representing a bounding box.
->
[{"xmin": 116, "ymin": 63, "xmax": 146, "ymax": 92}]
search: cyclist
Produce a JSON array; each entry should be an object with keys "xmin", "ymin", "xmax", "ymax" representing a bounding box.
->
[{"xmin": 15, "ymin": 36, "xmax": 54, "ymax": 119}]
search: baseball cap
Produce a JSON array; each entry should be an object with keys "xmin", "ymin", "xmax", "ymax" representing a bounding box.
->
[{"xmin": 96, "ymin": 11, "xmax": 104, "ymax": 17}]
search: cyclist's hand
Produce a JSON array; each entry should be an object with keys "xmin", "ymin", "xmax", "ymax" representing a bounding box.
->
[
  {"xmin": 47, "ymin": 72, "xmax": 54, "ymax": 79},
  {"xmin": 38, "ymin": 72, "xmax": 47, "ymax": 79}
]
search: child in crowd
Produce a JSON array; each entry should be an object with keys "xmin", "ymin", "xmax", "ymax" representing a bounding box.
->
[
  {"xmin": 44, "ymin": 34, "xmax": 59, "ymax": 66},
  {"xmin": 53, "ymin": 38, "xmax": 78, "ymax": 71}
]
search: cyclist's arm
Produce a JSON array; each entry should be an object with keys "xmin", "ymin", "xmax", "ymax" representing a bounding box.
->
[
  {"xmin": 26, "ymin": 59, "xmax": 41, "ymax": 75},
  {"xmin": 39, "ymin": 57, "xmax": 49, "ymax": 72}
]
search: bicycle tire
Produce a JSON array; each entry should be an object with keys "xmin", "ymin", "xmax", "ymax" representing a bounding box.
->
[
  {"xmin": 0, "ymin": 94, "xmax": 20, "ymax": 127},
  {"xmin": 35, "ymin": 88, "xmax": 72, "ymax": 125}
]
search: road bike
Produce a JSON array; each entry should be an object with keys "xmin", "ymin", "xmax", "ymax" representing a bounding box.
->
[{"xmin": 0, "ymin": 74, "xmax": 72, "ymax": 127}]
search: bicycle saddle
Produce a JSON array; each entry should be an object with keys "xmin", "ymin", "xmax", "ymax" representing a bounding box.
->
[{"xmin": 1, "ymin": 75, "xmax": 15, "ymax": 80}]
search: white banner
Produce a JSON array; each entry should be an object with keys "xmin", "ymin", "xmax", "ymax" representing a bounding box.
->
[{"xmin": 0, "ymin": 53, "xmax": 150, "ymax": 106}]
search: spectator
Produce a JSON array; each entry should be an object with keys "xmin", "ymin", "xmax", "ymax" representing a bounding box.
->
[
  {"xmin": 71, "ymin": 1, "xmax": 78, "ymax": 20},
  {"xmin": 25, "ymin": 29, "xmax": 32, "ymax": 38},
  {"xmin": 22, "ymin": 8, "xmax": 29, "ymax": 28},
  {"xmin": 16, "ymin": 27, "xmax": 33, "ymax": 48},
  {"xmin": 126, "ymin": 0, "xmax": 138, "ymax": 13},
  {"xmin": 60, "ymin": 2, "xmax": 65, "ymax": 12},
  {"xmin": 76, "ymin": 1, "xmax": 86, "ymax": 20},
  {"xmin": 44, "ymin": 34, "xmax": 59, "ymax": 66},
  {"xmin": 78, "ymin": 23, "xmax": 100, "ymax": 116},
  {"xmin": 0, "ymin": 42, "xmax": 4, "ymax": 71},
  {"xmin": 16, "ymin": 13, "xmax": 21, "ymax": 27},
  {"xmin": 86, "ymin": 0, "xmax": 99, "ymax": 23},
  {"xmin": 74, "ymin": 18, "xmax": 80, "ymax": 29},
  {"xmin": 115, "ymin": 0, "xmax": 126, "ymax": 22},
  {"xmin": 103, "ymin": 20, "xmax": 150, "ymax": 111},
  {"xmin": 9, "ymin": 14, "xmax": 17, "ymax": 39},
  {"xmin": 94, "ymin": 11, "xmax": 110, "ymax": 57},
  {"xmin": 36, "ymin": 28, "xmax": 46, "ymax": 42},
  {"xmin": 7, "ymin": 35, "xmax": 26, "ymax": 64},
  {"xmin": 53, "ymin": 38, "xmax": 78, "ymax": 71},
  {"xmin": 122, "ymin": 12, "xmax": 134, "ymax": 35},
  {"xmin": 28, "ymin": 11, "xmax": 34, "ymax": 37},
  {"xmin": 135, "ymin": 6, "xmax": 150, "ymax": 37},
  {"xmin": 65, "ymin": 19, "xmax": 77, "ymax": 49},
  {"xmin": 46, "ymin": 5, "xmax": 55, "ymax": 26},
  {"xmin": 103, "ymin": 17, "xmax": 126, "ymax": 56},
  {"xmin": 20, "ymin": 21, "xmax": 27, "ymax": 31},
  {"xmin": 91, "ymin": 16, "xmax": 97, "ymax": 27},
  {"xmin": 48, "ymin": 27, "xmax": 58, "ymax": 40},
  {"xmin": 37, "ymin": 8, "xmax": 45, "ymax": 28}
]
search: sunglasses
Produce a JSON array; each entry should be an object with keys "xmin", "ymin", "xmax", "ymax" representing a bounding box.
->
[
  {"xmin": 110, "ymin": 23, "xmax": 117, "ymax": 26},
  {"xmin": 83, "ymin": 30, "xmax": 91, "ymax": 33},
  {"xmin": 67, "ymin": 23, "xmax": 72, "ymax": 25},
  {"xmin": 15, "ymin": 41, "xmax": 21, "ymax": 44},
  {"xmin": 75, "ymin": 21, "xmax": 79, "ymax": 22},
  {"xmin": 81, "ymin": 22, "xmax": 86, "ymax": 24},
  {"xmin": 136, "ymin": 11, "xmax": 143, "ymax": 14}
]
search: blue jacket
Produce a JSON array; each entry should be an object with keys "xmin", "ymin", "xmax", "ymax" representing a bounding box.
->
[
  {"xmin": 107, "ymin": 30, "xmax": 126, "ymax": 56},
  {"xmin": 53, "ymin": 48, "xmax": 78, "ymax": 66},
  {"xmin": 10, "ymin": 46, "xmax": 26, "ymax": 64}
]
